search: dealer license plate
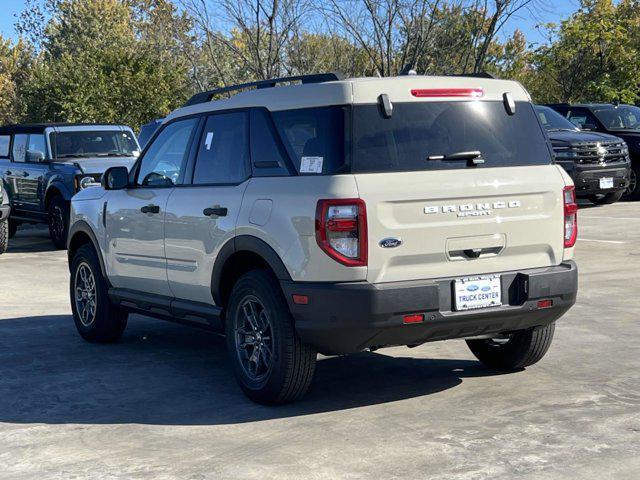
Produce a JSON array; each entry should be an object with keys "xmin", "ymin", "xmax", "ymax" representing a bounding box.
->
[
  {"xmin": 600, "ymin": 177, "xmax": 614, "ymax": 189},
  {"xmin": 454, "ymin": 276, "xmax": 502, "ymax": 311}
]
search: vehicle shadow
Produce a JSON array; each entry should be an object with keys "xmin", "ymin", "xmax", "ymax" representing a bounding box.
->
[
  {"xmin": 6, "ymin": 226, "xmax": 57, "ymax": 253},
  {"xmin": 0, "ymin": 314, "xmax": 510, "ymax": 426}
]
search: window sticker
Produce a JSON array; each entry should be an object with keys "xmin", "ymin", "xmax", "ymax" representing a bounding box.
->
[
  {"xmin": 300, "ymin": 156, "xmax": 323, "ymax": 174},
  {"xmin": 205, "ymin": 131, "xmax": 214, "ymax": 150}
]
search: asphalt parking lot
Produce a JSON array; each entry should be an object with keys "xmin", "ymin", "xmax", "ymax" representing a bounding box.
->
[{"xmin": 0, "ymin": 202, "xmax": 639, "ymax": 480}]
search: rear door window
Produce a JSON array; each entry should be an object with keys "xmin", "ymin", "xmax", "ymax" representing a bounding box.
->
[
  {"xmin": 11, "ymin": 134, "xmax": 28, "ymax": 162},
  {"xmin": 352, "ymin": 101, "xmax": 553, "ymax": 173},
  {"xmin": 250, "ymin": 109, "xmax": 291, "ymax": 177},
  {"xmin": 0, "ymin": 135, "xmax": 10, "ymax": 157},
  {"xmin": 271, "ymin": 106, "xmax": 347, "ymax": 175},
  {"xmin": 193, "ymin": 111, "xmax": 249, "ymax": 185}
]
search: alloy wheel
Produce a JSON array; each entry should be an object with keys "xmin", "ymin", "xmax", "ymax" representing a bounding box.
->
[
  {"xmin": 234, "ymin": 295, "xmax": 274, "ymax": 382},
  {"xmin": 74, "ymin": 262, "xmax": 97, "ymax": 327},
  {"xmin": 625, "ymin": 168, "xmax": 637, "ymax": 198}
]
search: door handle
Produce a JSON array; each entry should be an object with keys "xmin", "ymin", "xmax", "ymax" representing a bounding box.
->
[
  {"xmin": 22, "ymin": 172, "xmax": 29, "ymax": 177},
  {"xmin": 203, "ymin": 206, "xmax": 228, "ymax": 217},
  {"xmin": 140, "ymin": 204, "xmax": 160, "ymax": 214}
]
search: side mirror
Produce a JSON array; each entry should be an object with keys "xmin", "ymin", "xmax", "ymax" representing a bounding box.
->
[
  {"xmin": 26, "ymin": 150, "xmax": 45, "ymax": 162},
  {"xmin": 582, "ymin": 123, "xmax": 597, "ymax": 131},
  {"xmin": 102, "ymin": 166, "xmax": 129, "ymax": 190}
]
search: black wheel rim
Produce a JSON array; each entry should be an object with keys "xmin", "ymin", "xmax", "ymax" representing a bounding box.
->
[
  {"xmin": 50, "ymin": 205, "xmax": 65, "ymax": 241},
  {"xmin": 625, "ymin": 169, "xmax": 637, "ymax": 198},
  {"xmin": 74, "ymin": 262, "xmax": 97, "ymax": 327},
  {"xmin": 234, "ymin": 295, "xmax": 274, "ymax": 382}
]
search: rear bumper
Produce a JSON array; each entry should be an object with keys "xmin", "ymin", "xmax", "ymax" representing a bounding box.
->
[
  {"xmin": 561, "ymin": 162, "xmax": 629, "ymax": 195},
  {"xmin": 0, "ymin": 204, "xmax": 10, "ymax": 221},
  {"xmin": 281, "ymin": 261, "xmax": 578, "ymax": 355}
]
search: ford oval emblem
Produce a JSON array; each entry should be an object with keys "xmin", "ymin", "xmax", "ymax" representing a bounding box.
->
[
  {"xmin": 481, "ymin": 286, "xmax": 492, "ymax": 292},
  {"xmin": 379, "ymin": 237, "xmax": 403, "ymax": 248},
  {"xmin": 466, "ymin": 284, "xmax": 479, "ymax": 292}
]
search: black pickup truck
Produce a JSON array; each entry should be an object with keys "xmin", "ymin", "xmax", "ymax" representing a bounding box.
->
[
  {"xmin": 546, "ymin": 103, "xmax": 638, "ymax": 200},
  {"xmin": 536, "ymin": 105, "xmax": 630, "ymax": 204}
]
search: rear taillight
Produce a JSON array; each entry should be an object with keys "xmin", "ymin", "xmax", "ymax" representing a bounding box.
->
[
  {"xmin": 315, "ymin": 199, "xmax": 367, "ymax": 267},
  {"xmin": 563, "ymin": 186, "xmax": 578, "ymax": 248}
]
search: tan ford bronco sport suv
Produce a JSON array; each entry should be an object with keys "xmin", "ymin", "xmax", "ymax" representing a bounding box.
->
[{"xmin": 67, "ymin": 73, "xmax": 578, "ymax": 404}]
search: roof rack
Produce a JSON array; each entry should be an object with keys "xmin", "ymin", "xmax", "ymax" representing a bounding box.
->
[{"xmin": 183, "ymin": 72, "xmax": 344, "ymax": 107}]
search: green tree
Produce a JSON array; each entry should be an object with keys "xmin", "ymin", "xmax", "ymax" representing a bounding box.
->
[
  {"xmin": 529, "ymin": 0, "xmax": 640, "ymax": 103},
  {"xmin": 19, "ymin": 0, "xmax": 193, "ymax": 129},
  {"xmin": 0, "ymin": 36, "xmax": 34, "ymax": 125}
]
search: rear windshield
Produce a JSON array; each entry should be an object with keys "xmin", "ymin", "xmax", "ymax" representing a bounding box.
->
[{"xmin": 352, "ymin": 101, "xmax": 552, "ymax": 173}]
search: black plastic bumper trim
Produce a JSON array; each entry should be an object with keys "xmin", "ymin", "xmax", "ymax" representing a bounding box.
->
[{"xmin": 281, "ymin": 261, "xmax": 578, "ymax": 355}]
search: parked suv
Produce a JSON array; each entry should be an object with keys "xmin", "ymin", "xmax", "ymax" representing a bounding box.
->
[
  {"xmin": 0, "ymin": 124, "xmax": 140, "ymax": 248},
  {"xmin": 547, "ymin": 103, "xmax": 640, "ymax": 200},
  {"xmin": 0, "ymin": 179, "xmax": 9, "ymax": 254},
  {"xmin": 67, "ymin": 74, "xmax": 578, "ymax": 404},
  {"xmin": 536, "ymin": 105, "xmax": 630, "ymax": 204}
]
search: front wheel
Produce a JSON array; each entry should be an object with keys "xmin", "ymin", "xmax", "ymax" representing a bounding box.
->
[
  {"xmin": 70, "ymin": 244, "xmax": 128, "ymax": 343},
  {"xmin": 0, "ymin": 220, "xmax": 8, "ymax": 254},
  {"xmin": 466, "ymin": 323, "xmax": 555, "ymax": 370},
  {"xmin": 48, "ymin": 195, "xmax": 69, "ymax": 249},
  {"xmin": 588, "ymin": 190, "xmax": 624, "ymax": 205},
  {"xmin": 226, "ymin": 270, "xmax": 317, "ymax": 405}
]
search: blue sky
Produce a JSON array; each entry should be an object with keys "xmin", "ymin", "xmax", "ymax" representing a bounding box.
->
[{"xmin": 0, "ymin": 0, "xmax": 582, "ymax": 46}]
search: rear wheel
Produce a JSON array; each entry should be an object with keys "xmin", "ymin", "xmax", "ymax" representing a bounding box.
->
[
  {"xmin": 622, "ymin": 165, "xmax": 640, "ymax": 201},
  {"xmin": 588, "ymin": 190, "xmax": 624, "ymax": 205},
  {"xmin": 466, "ymin": 323, "xmax": 555, "ymax": 370},
  {"xmin": 48, "ymin": 195, "xmax": 69, "ymax": 249},
  {"xmin": 226, "ymin": 270, "xmax": 317, "ymax": 405},
  {"xmin": 0, "ymin": 220, "xmax": 8, "ymax": 254},
  {"xmin": 70, "ymin": 244, "xmax": 128, "ymax": 343},
  {"xmin": 8, "ymin": 219, "xmax": 18, "ymax": 239}
]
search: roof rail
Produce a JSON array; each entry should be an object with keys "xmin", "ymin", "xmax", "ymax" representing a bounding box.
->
[
  {"xmin": 447, "ymin": 72, "xmax": 496, "ymax": 79},
  {"xmin": 183, "ymin": 72, "xmax": 344, "ymax": 107}
]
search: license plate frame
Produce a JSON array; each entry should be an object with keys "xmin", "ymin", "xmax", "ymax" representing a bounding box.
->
[
  {"xmin": 599, "ymin": 177, "xmax": 614, "ymax": 189},
  {"xmin": 454, "ymin": 275, "xmax": 502, "ymax": 311}
]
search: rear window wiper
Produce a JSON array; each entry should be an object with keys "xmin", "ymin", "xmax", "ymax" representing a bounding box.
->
[{"xmin": 427, "ymin": 151, "xmax": 485, "ymax": 165}]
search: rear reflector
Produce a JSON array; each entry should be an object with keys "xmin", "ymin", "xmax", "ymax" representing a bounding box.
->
[
  {"xmin": 537, "ymin": 299, "xmax": 553, "ymax": 309},
  {"xmin": 411, "ymin": 88, "xmax": 484, "ymax": 98},
  {"xmin": 292, "ymin": 295, "xmax": 309, "ymax": 305},
  {"xmin": 403, "ymin": 314, "xmax": 424, "ymax": 324}
]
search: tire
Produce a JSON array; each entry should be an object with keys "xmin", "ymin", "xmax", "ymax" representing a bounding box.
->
[
  {"xmin": 8, "ymin": 219, "xmax": 18, "ymax": 239},
  {"xmin": 48, "ymin": 195, "xmax": 69, "ymax": 249},
  {"xmin": 466, "ymin": 323, "xmax": 555, "ymax": 370},
  {"xmin": 70, "ymin": 243, "xmax": 128, "ymax": 343},
  {"xmin": 588, "ymin": 190, "xmax": 624, "ymax": 205},
  {"xmin": 0, "ymin": 220, "xmax": 8, "ymax": 254},
  {"xmin": 225, "ymin": 270, "xmax": 317, "ymax": 405},
  {"xmin": 622, "ymin": 164, "xmax": 640, "ymax": 201}
]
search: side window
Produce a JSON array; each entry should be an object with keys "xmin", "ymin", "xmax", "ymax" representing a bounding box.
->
[
  {"xmin": 193, "ymin": 112, "xmax": 249, "ymax": 185},
  {"xmin": 271, "ymin": 106, "xmax": 347, "ymax": 175},
  {"xmin": 250, "ymin": 109, "xmax": 291, "ymax": 177},
  {"xmin": 12, "ymin": 134, "xmax": 28, "ymax": 162},
  {"xmin": 27, "ymin": 134, "xmax": 47, "ymax": 159},
  {"xmin": 568, "ymin": 110, "xmax": 597, "ymax": 129},
  {"xmin": 137, "ymin": 118, "xmax": 198, "ymax": 187},
  {"xmin": 0, "ymin": 135, "xmax": 10, "ymax": 158}
]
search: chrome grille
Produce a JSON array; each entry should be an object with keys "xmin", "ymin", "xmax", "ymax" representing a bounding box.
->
[{"xmin": 554, "ymin": 141, "xmax": 628, "ymax": 164}]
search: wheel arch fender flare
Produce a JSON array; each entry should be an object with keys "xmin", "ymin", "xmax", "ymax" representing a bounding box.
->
[
  {"xmin": 211, "ymin": 235, "xmax": 292, "ymax": 306},
  {"xmin": 67, "ymin": 220, "xmax": 108, "ymax": 281},
  {"xmin": 45, "ymin": 180, "xmax": 73, "ymax": 207}
]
